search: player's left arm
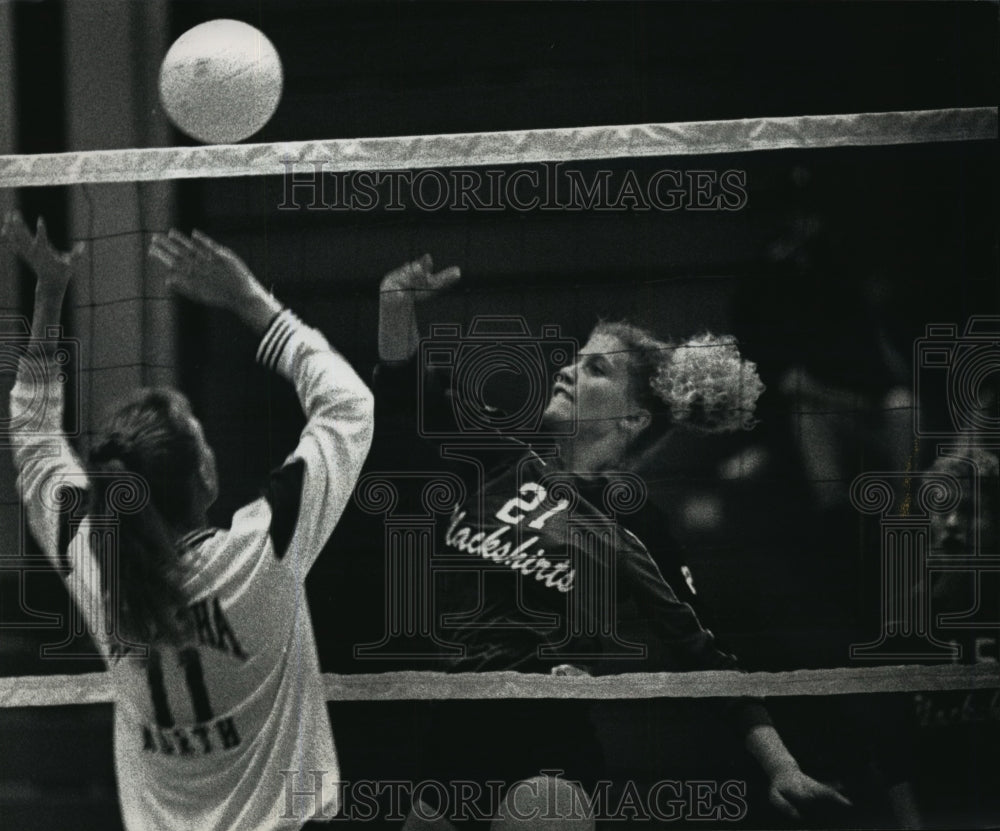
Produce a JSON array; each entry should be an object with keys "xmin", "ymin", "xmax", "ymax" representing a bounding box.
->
[
  {"xmin": 619, "ymin": 550, "xmax": 852, "ymax": 818},
  {"xmin": 378, "ymin": 254, "xmax": 460, "ymax": 365},
  {"xmin": 149, "ymin": 228, "xmax": 375, "ymax": 575},
  {"xmin": 745, "ymin": 725, "xmax": 853, "ymax": 819},
  {"xmin": 3, "ymin": 211, "xmax": 89, "ymax": 569}
]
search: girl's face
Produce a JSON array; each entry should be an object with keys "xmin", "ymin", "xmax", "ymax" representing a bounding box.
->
[{"xmin": 543, "ymin": 332, "xmax": 647, "ymax": 439}]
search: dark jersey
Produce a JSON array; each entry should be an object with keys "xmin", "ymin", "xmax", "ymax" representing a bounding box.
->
[
  {"xmin": 371, "ymin": 360, "xmax": 763, "ymax": 695},
  {"xmin": 432, "ymin": 446, "xmax": 736, "ymax": 675},
  {"xmin": 370, "ymin": 361, "xmax": 704, "ymax": 618},
  {"xmin": 368, "ymin": 354, "xmax": 773, "ymax": 823}
]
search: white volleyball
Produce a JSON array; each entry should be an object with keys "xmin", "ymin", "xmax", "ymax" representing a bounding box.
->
[{"xmin": 159, "ymin": 19, "xmax": 283, "ymax": 144}]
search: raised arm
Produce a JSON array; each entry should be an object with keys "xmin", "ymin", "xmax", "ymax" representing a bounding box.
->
[
  {"xmin": 3, "ymin": 213, "xmax": 84, "ymax": 345},
  {"xmin": 378, "ymin": 254, "xmax": 460, "ymax": 364},
  {"xmin": 149, "ymin": 228, "xmax": 282, "ymax": 337},
  {"xmin": 3, "ymin": 211, "xmax": 88, "ymax": 568},
  {"xmin": 371, "ymin": 254, "xmax": 463, "ymax": 451},
  {"xmin": 150, "ymin": 229, "xmax": 375, "ymax": 575}
]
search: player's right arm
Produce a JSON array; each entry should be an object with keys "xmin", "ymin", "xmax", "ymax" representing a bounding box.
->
[
  {"xmin": 3, "ymin": 212, "xmax": 88, "ymax": 572},
  {"xmin": 372, "ymin": 255, "xmax": 462, "ymax": 442},
  {"xmin": 378, "ymin": 254, "xmax": 461, "ymax": 364},
  {"xmin": 150, "ymin": 230, "xmax": 375, "ymax": 575}
]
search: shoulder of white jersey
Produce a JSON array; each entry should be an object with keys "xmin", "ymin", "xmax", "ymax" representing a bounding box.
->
[{"xmin": 210, "ymin": 455, "xmax": 309, "ymax": 566}]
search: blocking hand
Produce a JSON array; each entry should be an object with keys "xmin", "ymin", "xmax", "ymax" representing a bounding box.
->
[
  {"xmin": 768, "ymin": 766, "xmax": 852, "ymax": 820},
  {"xmin": 1, "ymin": 211, "xmax": 85, "ymax": 295},
  {"xmin": 149, "ymin": 229, "xmax": 266, "ymax": 313},
  {"xmin": 379, "ymin": 254, "xmax": 461, "ymax": 304}
]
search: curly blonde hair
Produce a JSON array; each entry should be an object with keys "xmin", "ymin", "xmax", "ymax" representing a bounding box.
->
[
  {"xmin": 652, "ymin": 332, "xmax": 765, "ymax": 433},
  {"xmin": 591, "ymin": 322, "xmax": 765, "ymax": 443}
]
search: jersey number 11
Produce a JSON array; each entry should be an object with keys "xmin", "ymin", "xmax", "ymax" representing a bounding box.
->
[{"xmin": 146, "ymin": 647, "xmax": 214, "ymax": 727}]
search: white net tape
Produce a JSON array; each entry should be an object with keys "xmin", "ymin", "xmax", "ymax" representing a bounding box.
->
[
  {"xmin": 0, "ymin": 108, "xmax": 994, "ymax": 188},
  {"xmin": 1, "ymin": 665, "xmax": 997, "ymax": 708}
]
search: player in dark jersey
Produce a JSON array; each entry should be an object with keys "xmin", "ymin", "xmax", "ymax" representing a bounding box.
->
[{"xmin": 373, "ymin": 257, "xmax": 850, "ymax": 829}]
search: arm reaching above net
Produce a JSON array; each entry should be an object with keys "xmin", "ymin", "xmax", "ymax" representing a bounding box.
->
[
  {"xmin": 3, "ymin": 211, "xmax": 88, "ymax": 569},
  {"xmin": 150, "ymin": 228, "xmax": 376, "ymax": 574},
  {"xmin": 378, "ymin": 254, "xmax": 461, "ymax": 364}
]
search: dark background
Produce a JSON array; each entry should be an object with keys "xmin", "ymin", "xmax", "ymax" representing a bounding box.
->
[{"xmin": 2, "ymin": 1, "xmax": 998, "ymax": 829}]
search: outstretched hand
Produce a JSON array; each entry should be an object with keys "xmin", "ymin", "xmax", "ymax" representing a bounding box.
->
[
  {"xmin": 149, "ymin": 229, "xmax": 262, "ymax": 311},
  {"xmin": 149, "ymin": 229, "xmax": 280, "ymax": 335},
  {"xmin": 1, "ymin": 211, "xmax": 85, "ymax": 296},
  {"xmin": 380, "ymin": 254, "xmax": 461, "ymax": 304},
  {"xmin": 378, "ymin": 254, "xmax": 461, "ymax": 363},
  {"xmin": 768, "ymin": 766, "xmax": 852, "ymax": 820}
]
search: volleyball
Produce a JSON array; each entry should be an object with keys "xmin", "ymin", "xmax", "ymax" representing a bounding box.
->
[{"xmin": 158, "ymin": 19, "xmax": 283, "ymax": 144}]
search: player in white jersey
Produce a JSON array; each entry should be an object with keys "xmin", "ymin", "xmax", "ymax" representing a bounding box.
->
[{"xmin": 4, "ymin": 212, "xmax": 374, "ymax": 831}]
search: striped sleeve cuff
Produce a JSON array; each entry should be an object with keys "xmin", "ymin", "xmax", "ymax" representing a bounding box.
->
[{"xmin": 255, "ymin": 308, "xmax": 297, "ymax": 372}]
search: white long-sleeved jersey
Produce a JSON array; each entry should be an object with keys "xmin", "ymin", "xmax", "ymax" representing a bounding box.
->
[{"xmin": 10, "ymin": 310, "xmax": 374, "ymax": 831}]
